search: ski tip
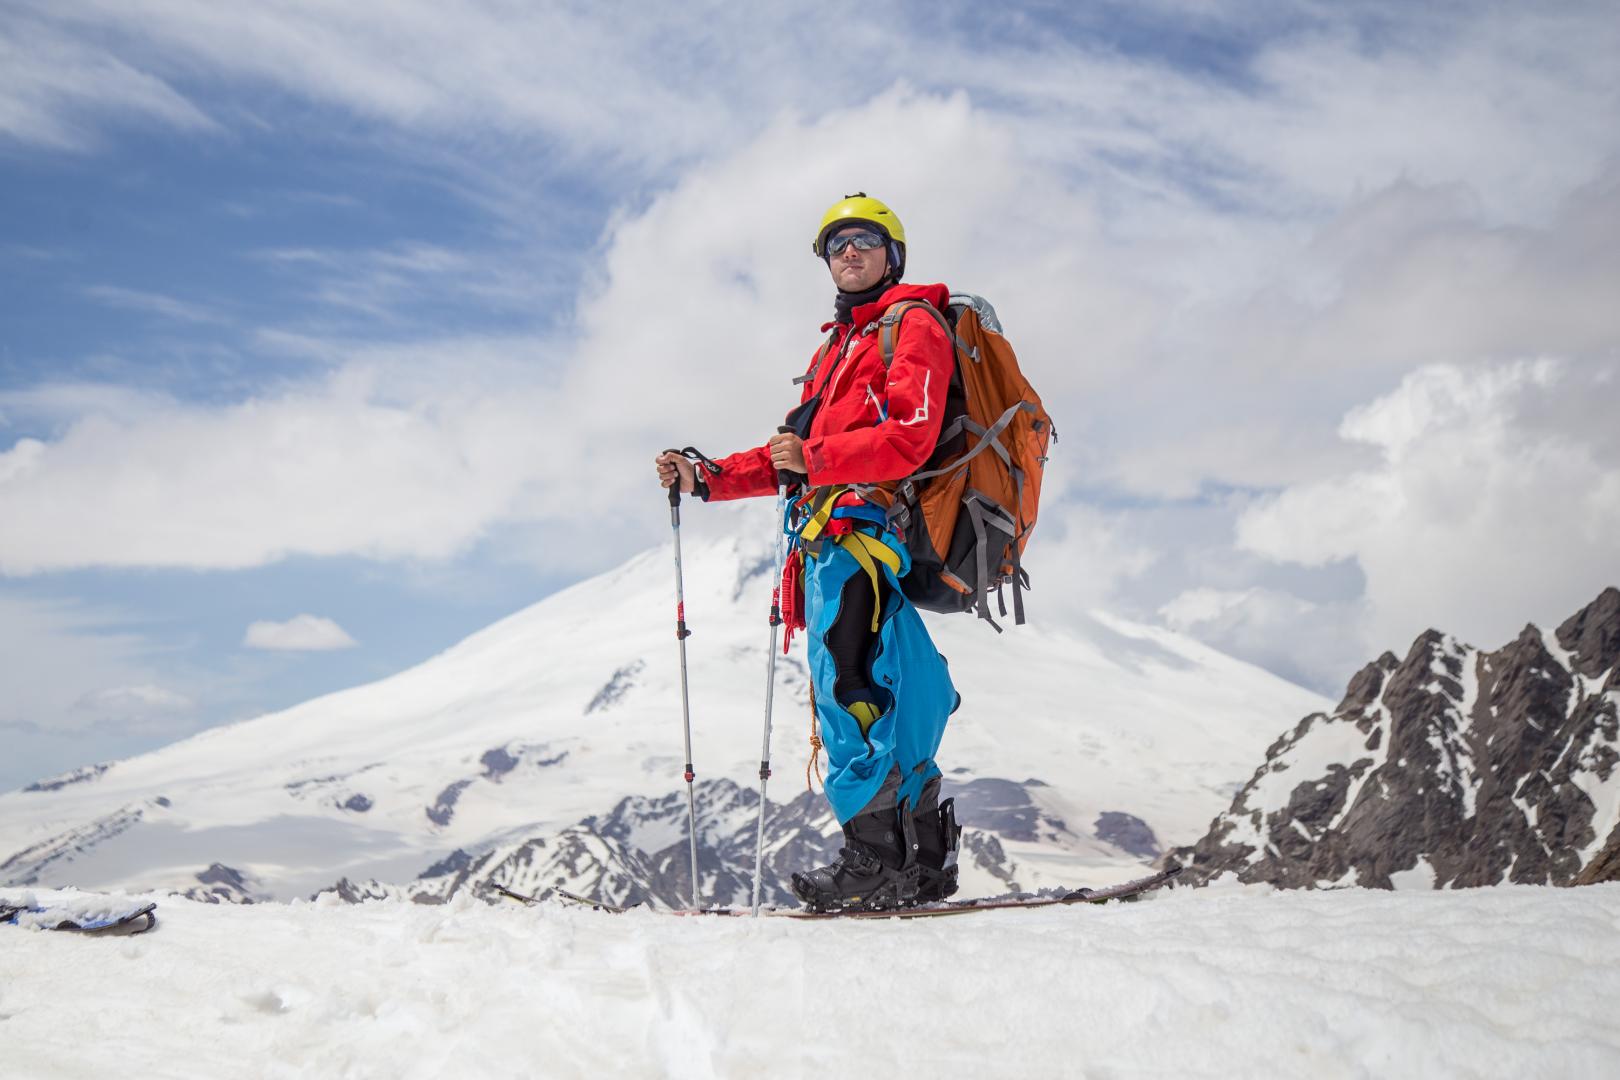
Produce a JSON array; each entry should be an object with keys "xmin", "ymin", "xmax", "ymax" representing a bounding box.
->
[{"xmin": 490, "ymin": 882, "xmax": 540, "ymax": 905}]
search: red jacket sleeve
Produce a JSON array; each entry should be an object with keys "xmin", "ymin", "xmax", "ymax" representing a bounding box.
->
[
  {"xmin": 703, "ymin": 444, "xmax": 778, "ymax": 501},
  {"xmin": 802, "ymin": 310, "xmax": 952, "ymax": 486}
]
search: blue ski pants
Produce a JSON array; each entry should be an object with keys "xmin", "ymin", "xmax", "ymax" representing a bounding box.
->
[{"xmin": 801, "ymin": 528, "xmax": 958, "ymax": 823}]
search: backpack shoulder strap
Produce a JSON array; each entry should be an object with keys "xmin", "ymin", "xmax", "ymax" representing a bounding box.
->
[
  {"xmin": 795, "ymin": 328, "xmax": 841, "ymax": 386},
  {"xmin": 877, "ymin": 301, "xmax": 963, "ymax": 370}
]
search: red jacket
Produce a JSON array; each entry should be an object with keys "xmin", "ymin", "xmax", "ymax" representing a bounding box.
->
[{"xmin": 706, "ymin": 283, "xmax": 953, "ymax": 500}]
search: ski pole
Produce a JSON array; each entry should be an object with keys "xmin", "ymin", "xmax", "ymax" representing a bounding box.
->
[
  {"xmin": 752, "ymin": 427, "xmax": 798, "ymax": 916},
  {"xmin": 666, "ymin": 461, "xmax": 702, "ymax": 911}
]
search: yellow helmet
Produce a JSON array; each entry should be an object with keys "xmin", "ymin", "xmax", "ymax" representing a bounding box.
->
[{"xmin": 812, "ymin": 192, "xmax": 907, "ymax": 266}]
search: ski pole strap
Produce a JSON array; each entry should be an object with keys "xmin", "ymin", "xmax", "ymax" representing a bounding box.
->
[
  {"xmin": 663, "ymin": 446, "xmax": 722, "ymax": 502},
  {"xmin": 672, "ymin": 446, "xmax": 723, "ymax": 474}
]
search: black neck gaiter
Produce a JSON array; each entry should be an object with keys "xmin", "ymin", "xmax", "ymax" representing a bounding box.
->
[{"xmin": 833, "ymin": 278, "xmax": 891, "ymax": 324}]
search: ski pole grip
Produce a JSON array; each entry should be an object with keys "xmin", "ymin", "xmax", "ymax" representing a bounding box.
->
[
  {"xmin": 775, "ymin": 425, "xmax": 799, "ymax": 488},
  {"xmin": 661, "ymin": 448, "xmax": 685, "ymax": 507}
]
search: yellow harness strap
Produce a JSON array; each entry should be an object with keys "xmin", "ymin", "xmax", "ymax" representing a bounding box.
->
[
  {"xmin": 799, "ymin": 513, "xmax": 902, "ymax": 792},
  {"xmin": 796, "ymin": 486, "xmax": 843, "ymax": 546},
  {"xmin": 836, "ymin": 530, "xmax": 903, "ymax": 632}
]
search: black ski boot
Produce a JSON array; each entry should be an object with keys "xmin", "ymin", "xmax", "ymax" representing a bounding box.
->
[
  {"xmin": 792, "ymin": 772, "xmax": 920, "ymax": 913},
  {"xmin": 911, "ymin": 776, "xmax": 962, "ymax": 904}
]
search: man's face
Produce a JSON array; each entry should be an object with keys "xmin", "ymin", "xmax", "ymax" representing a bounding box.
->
[{"xmin": 825, "ymin": 226, "xmax": 889, "ymax": 293}]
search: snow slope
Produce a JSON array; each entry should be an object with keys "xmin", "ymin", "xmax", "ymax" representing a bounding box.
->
[
  {"xmin": 3, "ymin": 883, "xmax": 1617, "ymax": 1079},
  {"xmin": 1, "ymin": 509, "xmax": 1327, "ymax": 900}
]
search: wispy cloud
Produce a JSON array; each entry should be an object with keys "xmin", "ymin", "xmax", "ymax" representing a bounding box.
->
[
  {"xmin": 0, "ymin": 244, "xmax": 75, "ymax": 263},
  {"xmin": 247, "ymin": 242, "xmax": 543, "ymax": 323},
  {"xmin": 75, "ymin": 683, "xmax": 194, "ymax": 713},
  {"xmin": 243, "ymin": 614, "xmax": 358, "ymax": 652},
  {"xmin": 0, "ymin": 14, "xmax": 216, "ymax": 150},
  {"xmin": 219, "ymin": 189, "xmax": 364, "ymax": 219},
  {"xmin": 82, "ymin": 285, "xmax": 228, "ymax": 325}
]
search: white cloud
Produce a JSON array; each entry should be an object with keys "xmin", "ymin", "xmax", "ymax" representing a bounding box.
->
[
  {"xmin": 0, "ymin": 89, "xmax": 1147, "ymax": 575},
  {"xmin": 1095, "ymin": 175, "xmax": 1620, "ymax": 501},
  {"xmin": 1021, "ymin": 502, "xmax": 1158, "ymax": 623},
  {"xmin": 1236, "ymin": 359, "xmax": 1620, "ymax": 656},
  {"xmin": 0, "ymin": 592, "xmax": 193, "ymax": 747},
  {"xmin": 3, "ymin": 3, "xmax": 1618, "ymax": 704},
  {"xmin": 76, "ymin": 683, "xmax": 194, "ymax": 713},
  {"xmin": 243, "ymin": 614, "xmax": 358, "ymax": 652},
  {"xmin": 0, "ymin": 346, "xmax": 564, "ymax": 572},
  {"xmin": 1158, "ymin": 586, "xmax": 1364, "ymax": 693}
]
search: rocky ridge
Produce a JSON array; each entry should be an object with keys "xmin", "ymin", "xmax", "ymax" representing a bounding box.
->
[{"xmin": 1176, "ymin": 588, "xmax": 1620, "ymax": 889}]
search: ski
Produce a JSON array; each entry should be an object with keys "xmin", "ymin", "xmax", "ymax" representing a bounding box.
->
[
  {"xmin": 491, "ymin": 882, "xmax": 636, "ymax": 913},
  {"xmin": 1, "ymin": 901, "xmax": 158, "ymax": 936},
  {"xmin": 497, "ymin": 865, "xmax": 1180, "ymax": 920},
  {"xmin": 740, "ymin": 864, "xmax": 1182, "ymax": 920}
]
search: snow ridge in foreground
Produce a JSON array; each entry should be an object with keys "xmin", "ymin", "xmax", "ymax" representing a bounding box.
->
[{"xmin": 3, "ymin": 884, "xmax": 1618, "ymax": 1078}]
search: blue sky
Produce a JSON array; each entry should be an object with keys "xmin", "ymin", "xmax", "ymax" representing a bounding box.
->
[{"xmin": 3, "ymin": 1, "xmax": 1618, "ymax": 791}]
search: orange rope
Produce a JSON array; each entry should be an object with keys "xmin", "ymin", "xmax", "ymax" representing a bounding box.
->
[{"xmin": 806, "ymin": 683, "xmax": 825, "ymax": 792}]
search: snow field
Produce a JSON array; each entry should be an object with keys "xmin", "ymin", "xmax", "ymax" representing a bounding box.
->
[{"xmin": 4, "ymin": 884, "xmax": 1618, "ymax": 1079}]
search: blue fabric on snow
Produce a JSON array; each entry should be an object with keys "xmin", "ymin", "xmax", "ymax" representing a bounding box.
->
[{"xmin": 802, "ymin": 529, "xmax": 958, "ymax": 823}]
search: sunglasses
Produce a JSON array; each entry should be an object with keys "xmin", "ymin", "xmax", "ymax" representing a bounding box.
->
[{"xmin": 825, "ymin": 230, "xmax": 886, "ymax": 256}]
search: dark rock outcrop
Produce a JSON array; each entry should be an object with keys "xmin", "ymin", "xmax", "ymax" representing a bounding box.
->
[
  {"xmin": 1095, "ymin": 812, "xmax": 1161, "ymax": 859},
  {"xmin": 1174, "ymin": 588, "xmax": 1620, "ymax": 890},
  {"xmin": 425, "ymin": 780, "xmax": 473, "ymax": 827},
  {"xmin": 479, "ymin": 746, "xmax": 520, "ymax": 780},
  {"xmin": 185, "ymin": 863, "xmax": 262, "ymax": 904},
  {"xmin": 586, "ymin": 660, "xmax": 645, "ymax": 714},
  {"xmin": 22, "ymin": 763, "xmax": 113, "ymax": 793}
]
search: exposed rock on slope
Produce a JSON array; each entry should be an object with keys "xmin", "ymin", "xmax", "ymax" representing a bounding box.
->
[{"xmin": 1175, "ymin": 588, "xmax": 1620, "ymax": 889}]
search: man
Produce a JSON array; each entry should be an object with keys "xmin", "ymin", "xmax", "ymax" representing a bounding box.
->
[{"xmin": 655, "ymin": 193, "xmax": 962, "ymax": 912}]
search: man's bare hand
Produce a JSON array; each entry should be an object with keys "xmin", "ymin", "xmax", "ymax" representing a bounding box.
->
[
  {"xmin": 768, "ymin": 432, "xmax": 807, "ymax": 475},
  {"xmin": 655, "ymin": 451, "xmax": 696, "ymax": 494}
]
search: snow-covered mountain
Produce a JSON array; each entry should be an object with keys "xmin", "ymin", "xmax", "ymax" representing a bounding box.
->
[
  {"xmin": 1175, "ymin": 588, "xmax": 1620, "ymax": 889},
  {"xmin": 1, "ymin": 515, "xmax": 1327, "ymax": 905}
]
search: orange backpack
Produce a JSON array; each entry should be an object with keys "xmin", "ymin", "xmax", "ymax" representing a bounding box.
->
[{"xmin": 876, "ymin": 294, "xmax": 1053, "ymax": 629}]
